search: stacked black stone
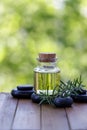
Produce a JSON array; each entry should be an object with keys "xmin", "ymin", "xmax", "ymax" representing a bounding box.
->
[{"xmin": 11, "ymin": 85, "xmax": 34, "ymax": 99}]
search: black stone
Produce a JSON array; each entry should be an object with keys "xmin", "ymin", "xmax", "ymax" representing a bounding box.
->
[
  {"xmin": 53, "ymin": 97, "xmax": 73, "ymax": 108},
  {"xmin": 11, "ymin": 88, "xmax": 34, "ymax": 99},
  {"xmin": 17, "ymin": 85, "xmax": 33, "ymax": 91},
  {"xmin": 73, "ymin": 88, "xmax": 87, "ymax": 95},
  {"xmin": 31, "ymin": 93, "xmax": 41, "ymax": 103},
  {"xmin": 71, "ymin": 93, "xmax": 87, "ymax": 103}
]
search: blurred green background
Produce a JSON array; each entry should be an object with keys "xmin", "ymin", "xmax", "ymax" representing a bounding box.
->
[{"xmin": 0, "ymin": 0, "xmax": 87, "ymax": 92}]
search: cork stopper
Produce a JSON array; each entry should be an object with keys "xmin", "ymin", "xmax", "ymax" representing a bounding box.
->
[{"xmin": 37, "ymin": 53, "xmax": 57, "ymax": 62}]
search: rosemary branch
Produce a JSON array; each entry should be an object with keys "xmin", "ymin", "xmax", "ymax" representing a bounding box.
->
[{"xmin": 38, "ymin": 75, "xmax": 86, "ymax": 104}]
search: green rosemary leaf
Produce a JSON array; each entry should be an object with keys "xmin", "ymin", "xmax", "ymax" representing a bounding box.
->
[
  {"xmin": 39, "ymin": 98, "xmax": 46, "ymax": 105},
  {"xmin": 60, "ymin": 80, "xmax": 67, "ymax": 86},
  {"xmin": 38, "ymin": 75, "xmax": 86, "ymax": 105}
]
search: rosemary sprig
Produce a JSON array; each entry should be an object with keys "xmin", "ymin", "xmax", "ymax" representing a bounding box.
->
[
  {"xmin": 38, "ymin": 75, "xmax": 86, "ymax": 105},
  {"xmin": 58, "ymin": 75, "xmax": 86, "ymax": 97}
]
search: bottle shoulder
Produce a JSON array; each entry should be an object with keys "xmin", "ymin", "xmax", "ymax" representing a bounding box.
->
[{"xmin": 34, "ymin": 66, "xmax": 60, "ymax": 73}]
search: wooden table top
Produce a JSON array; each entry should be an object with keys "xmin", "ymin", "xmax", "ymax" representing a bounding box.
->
[{"xmin": 0, "ymin": 93, "xmax": 87, "ymax": 130}]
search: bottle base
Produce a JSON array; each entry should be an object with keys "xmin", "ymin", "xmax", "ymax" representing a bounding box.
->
[{"xmin": 36, "ymin": 90, "xmax": 57, "ymax": 95}]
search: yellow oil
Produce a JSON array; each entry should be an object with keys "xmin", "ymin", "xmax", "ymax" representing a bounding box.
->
[{"xmin": 34, "ymin": 72, "xmax": 60, "ymax": 95}]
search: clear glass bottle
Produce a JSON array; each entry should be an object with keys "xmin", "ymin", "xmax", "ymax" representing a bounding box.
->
[{"xmin": 34, "ymin": 53, "xmax": 60, "ymax": 95}]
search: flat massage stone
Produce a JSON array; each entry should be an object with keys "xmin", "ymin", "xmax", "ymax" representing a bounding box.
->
[
  {"xmin": 11, "ymin": 88, "xmax": 34, "ymax": 99},
  {"xmin": 17, "ymin": 85, "xmax": 33, "ymax": 91}
]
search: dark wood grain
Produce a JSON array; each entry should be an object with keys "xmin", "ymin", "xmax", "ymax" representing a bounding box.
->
[
  {"xmin": 41, "ymin": 104, "xmax": 70, "ymax": 130},
  {"xmin": 0, "ymin": 93, "xmax": 7, "ymax": 109},
  {"xmin": 66, "ymin": 103, "xmax": 87, "ymax": 130},
  {"xmin": 1, "ymin": 93, "xmax": 87, "ymax": 130},
  {"xmin": 0, "ymin": 93, "xmax": 18, "ymax": 130},
  {"xmin": 12, "ymin": 100, "xmax": 40, "ymax": 130}
]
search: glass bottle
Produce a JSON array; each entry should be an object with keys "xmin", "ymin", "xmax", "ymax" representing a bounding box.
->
[{"xmin": 34, "ymin": 53, "xmax": 60, "ymax": 95}]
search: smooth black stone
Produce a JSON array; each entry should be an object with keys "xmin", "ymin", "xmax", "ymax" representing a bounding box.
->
[
  {"xmin": 73, "ymin": 88, "xmax": 87, "ymax": 95},
  {"xmin": 17, "ymin": 85, "xmax": 34, "ymax": 91},
  {"xmin": 79, "ymin": 89, "xmax": 87, "ymax": 95},
  {"xmin": 71, "ymin": 93, "xmax": 87, "ymax": 103},
  {"xmin": 11, "ymin": 89, "xmax": 34, "ymax": 99},
  {"xmin": 31, "ymin": 93, "xmax": 41, "ymax": 103},
  {"xmin": 53, "ymin": 97, "xmax": 73, "ymax": 108}
]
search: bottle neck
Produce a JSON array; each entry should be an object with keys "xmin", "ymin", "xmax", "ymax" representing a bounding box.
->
[
  {"xmin": 38, "ymin": 61, "xmax": 57, "ymax": 69},
  {"xmin": 34, "ymin": 60, "xmax": 60, "ymax": 73}
]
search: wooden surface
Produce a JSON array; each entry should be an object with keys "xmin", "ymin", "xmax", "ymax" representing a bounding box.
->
[{"xmin": 0, "ymin": 93, "xmax": 87, "ymax": 130}]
